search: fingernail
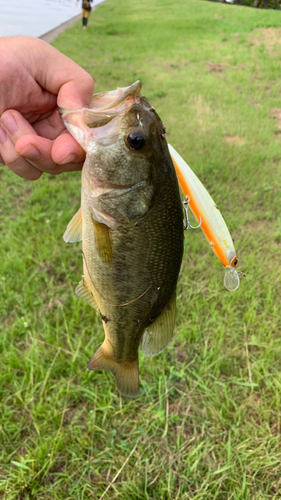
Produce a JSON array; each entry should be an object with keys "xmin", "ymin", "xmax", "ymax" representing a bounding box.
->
[
  {"xmin": 60, "ymin": 153, "xmax": 77, "ymax": 164},
  {"xmin": 0, "ymin": 126, "xmax": 7, "ymax": 145},
  {"xmin": 1, "ymin": 113, "xmax": 18, "ymax": 135},
  {"xmin": 20, "ymin": 145, "xmax": 41, "ymax": 161}
]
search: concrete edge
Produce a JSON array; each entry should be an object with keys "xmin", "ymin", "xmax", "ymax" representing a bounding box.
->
[
  {"xmin": 39, "ymin": 14, "xmax": 82, "ymax": 43},
  {"xmin": 39, "ymin": 1, "xmax": 106, "ymax": 43}
]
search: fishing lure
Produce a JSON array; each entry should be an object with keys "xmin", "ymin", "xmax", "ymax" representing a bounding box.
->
[{"xmin": 168, "ymin": 144, "xmax": 240, "ymax": 291}]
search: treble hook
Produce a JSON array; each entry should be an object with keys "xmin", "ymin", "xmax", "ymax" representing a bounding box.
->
[{"xmin": 183, "ymin": 197, "xmax": 202, "ymax": 231}]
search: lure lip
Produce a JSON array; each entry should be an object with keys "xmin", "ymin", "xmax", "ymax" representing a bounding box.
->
[{"xmin": 224, "ymin": 266, "xmax": 240, "ymax": 292}]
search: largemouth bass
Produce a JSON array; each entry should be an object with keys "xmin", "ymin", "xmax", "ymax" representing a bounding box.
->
[{"xmin": 60, "ymin": 81, "xmax": 184, "ymax": 397}]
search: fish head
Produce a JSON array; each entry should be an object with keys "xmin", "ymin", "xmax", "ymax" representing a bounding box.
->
[
  {"xmin": 60, "ymin": 81, "xmax": 173, "ymax": 227},
  {"xmin": 59, "ymin": 81, "xmax": 168, "ymax": 183}
]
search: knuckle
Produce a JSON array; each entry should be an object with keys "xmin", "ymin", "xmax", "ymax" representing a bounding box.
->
[
  {"xmin": 1, "ymin": 149, "xmax": 19, "ymax": 168},
  {"xmin": 2, "ymin": 152, "xmax": 41, "ymax": 180},
  {"xmin": 23, "ymin": 170, "xmax": 42, "ymax": 181},
  {"xmin": 81, "ymin": 72, "xmax": 95, "ymax": 92},
  {"xmin": 44, "ymin": 161, "xmax": 59, "ymax": 172}
]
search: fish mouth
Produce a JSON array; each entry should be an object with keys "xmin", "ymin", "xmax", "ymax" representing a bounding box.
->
[
  {"xmin": 59, "ymin": 81, "xmax": 143, "ymax": 147},
  {"xmin": 87, "ymin": 80, "xmax": 142, "ymax": 112}
]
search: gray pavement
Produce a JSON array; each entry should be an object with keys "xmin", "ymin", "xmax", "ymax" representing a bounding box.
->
[{"xmin": 39, "ymin": 14, "xmax": 82, "ymax": 43}]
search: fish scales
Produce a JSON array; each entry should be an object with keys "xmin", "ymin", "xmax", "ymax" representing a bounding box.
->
[
  {"xmin": 61, "ymin": 81, "xmax": 184, "ymax": 397},
  {"xmin": 81, "ymin": 144, "xmax": 183, "ymax": 362}
]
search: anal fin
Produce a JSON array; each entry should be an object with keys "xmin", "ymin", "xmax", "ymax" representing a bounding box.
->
[
  {"xmin": 87, "ymin": 340, "xmax": 139, "ymax": 398},
  {"xmin": 63, "ymin": 208, "xmax": 82, "ymax": 243},
  {"xmin": 75, "ymin": 279, "xmax": 98, "ymax": 310},
  {"xmin": 142, "ymin": 290, "xmax": 177, "ymax": 357}
]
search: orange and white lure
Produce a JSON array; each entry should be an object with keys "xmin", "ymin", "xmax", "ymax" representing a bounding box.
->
[{"xmin": 168, "ymin": 144, "xmax": 240, "ymax": 291}]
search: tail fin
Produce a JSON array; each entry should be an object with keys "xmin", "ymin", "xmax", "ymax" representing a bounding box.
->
[{"xmin": 87, "ymin": 340, "xmax": 139, "ymax": 398}]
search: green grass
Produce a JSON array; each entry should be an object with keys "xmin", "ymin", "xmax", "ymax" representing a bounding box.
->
[{"xmin": 1, "ymin": 0, "xmax": 281, "ymax": 498}]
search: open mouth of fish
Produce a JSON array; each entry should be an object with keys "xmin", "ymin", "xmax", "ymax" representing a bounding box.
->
[{"xmin": 59, "ymin": 80, "xmax": 143, "ymax": 147}]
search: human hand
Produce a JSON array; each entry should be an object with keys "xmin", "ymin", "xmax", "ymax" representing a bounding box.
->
[{"xmin": 0, "ymin": 37, "xmax": 94, "ymax": 180}]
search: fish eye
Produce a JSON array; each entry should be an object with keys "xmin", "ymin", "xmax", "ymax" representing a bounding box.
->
[{"xmin": 126, "ymin": 130, "xmax": 146, "ymax": 151}]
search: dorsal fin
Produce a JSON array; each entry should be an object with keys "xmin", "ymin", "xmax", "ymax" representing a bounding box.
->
[
  {"xmin": 141, "ymin": 290, "xmax": 177, "ymax": 357},
  {"xmin": 75, "ymin": 279, "xmax": 98, "ymax": 310},
  {"xmin": 63, "ymin": 208, "xmax": 82, "ymax": 243}
]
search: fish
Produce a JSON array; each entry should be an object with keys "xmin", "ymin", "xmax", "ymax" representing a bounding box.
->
[
  {"xmin": 168, "ymin": 144, "xmax": 240, "ymax": 291},
  {"xmin": 60, "ymin": 81, "xmax": 184, "ymax": 397}
]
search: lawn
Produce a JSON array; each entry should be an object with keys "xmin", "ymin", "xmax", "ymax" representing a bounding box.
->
[{"xmin": 1, "ymin": 0, "xmax": 281, "ymax": 498}]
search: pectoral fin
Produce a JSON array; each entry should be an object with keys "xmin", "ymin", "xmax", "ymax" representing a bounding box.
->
[
  {"xmin": 142, "ymin": 290, "xmax": 177, "ymax": 357},
  {"xmin": 87, "ymin": 340, "xmax": 139, "ymax": 398},
  {"xmin": 75, "ymin": 279, "xmax": 98, "ymax": 310},
  {"xmin": 63, "ymin": 208, "xmax": 82, "ymax": 243},
  {"xmin": 92, "ymin": 218, "xmax": 113, "ymax": 263}
]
